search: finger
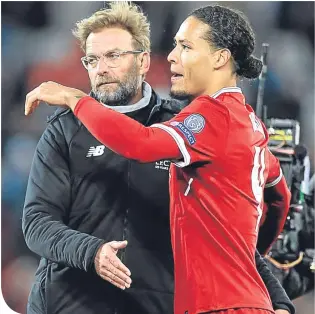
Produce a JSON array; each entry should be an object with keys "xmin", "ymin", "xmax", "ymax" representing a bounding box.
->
[
  {"xmin": 101, "ymin": 273, "xmax": 126, "ymax": 290},
  {"xmin": 25, "ymin": 91, "xmax": 34, "ymax": 116},
  {"xmin": 109, "ymin": 255, "xmax": 131, "ymax": 276},
  {"xmin": 100, "ymin": 268, "xmax": 130, "ymax": 289},
  {"xmin": 25, "ymin": 88, "xmax": 38, "ymax": 115},
  {"xmin": 26, "ymin": 100, "xmax": 40, "ymax": 116},
  {"xmin": 109, "ymin": 240, "xmax": 128, "ymax": 250},
  {"xmin": 106, "ymin": 259, "xmax": 132, "ymax": 284},
  {"xmin": 101, "ymin": 268, "xmax": 127, "ymax": 287},
  {"xmin": 25, "ymin": 88, "xmax": 40, "ymax": 116}
]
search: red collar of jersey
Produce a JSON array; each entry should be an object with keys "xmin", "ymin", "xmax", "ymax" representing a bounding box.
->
[
  {"xmin": 211, "ymin": 87, "xmax": 245, "ymax": 106},
  {"xmin": 211, "ymin": 87, "xmax": 242, "ymax": 99}
]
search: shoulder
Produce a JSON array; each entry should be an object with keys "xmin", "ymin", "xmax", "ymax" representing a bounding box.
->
[
  {"xmin": 45, "ymin": 107, "xmax": 81, "ymax": 144},
  {"xmin": 184, "ymin": 95, "xmax": 230, "ymax": 118},
  {"xmin": 47, "ymin": 107, "xmax": 73, "ymax": 124},
  {"xmin": 194, "ymin": 95, "xmax": 229, "ymax": 108}
]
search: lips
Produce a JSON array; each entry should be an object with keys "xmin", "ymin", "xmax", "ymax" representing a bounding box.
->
[
  {"xmin": 97, "ymin": 82, "xmax": 118, "ymax": 87},
  {"xmin": 171, "ymin": 73, "xmax": 183, "ymax": 82},
  {"xmin": 171, "ymin": 70, "xmax": 183, "ymax": 82}
]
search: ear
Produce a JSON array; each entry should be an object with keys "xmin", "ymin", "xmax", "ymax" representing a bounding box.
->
[
  {"xmin": 139, "ymin": 52, "xmax": 150, "ymax": 76},
  {"xmin": 213, "ymin": 49, "xmax": 231, "ymax": 70}
]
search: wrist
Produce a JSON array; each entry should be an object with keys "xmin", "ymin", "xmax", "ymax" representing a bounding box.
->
[
  {"xmin": 274, "ymin": 303, "xmax": 293, "ymax": 314},
  {"xmin": 92, "ymin": 241, "xmax": 106, "ymax": 273},
  {"xmin": 65, "ymin": 88, "xmax": 87, "ymax": 112}
]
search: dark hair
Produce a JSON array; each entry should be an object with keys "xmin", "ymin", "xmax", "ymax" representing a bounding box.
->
[{"xmin": 190, "ymin": 5, "xmax": 262, "ymax": 79}]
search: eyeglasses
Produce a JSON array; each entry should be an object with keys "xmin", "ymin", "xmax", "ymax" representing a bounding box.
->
[{"xmin": 81, "ymin": 50, "xmax": 143, "ymax": 71}]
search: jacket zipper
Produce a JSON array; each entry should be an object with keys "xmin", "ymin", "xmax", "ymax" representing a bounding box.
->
[
  {"xmin": 121, "ymin": 160, "xmax": 131, "ymax": 261},
  {"xmin": 115, "ymin": 160, "xmax": 131, "ymax": 314}
]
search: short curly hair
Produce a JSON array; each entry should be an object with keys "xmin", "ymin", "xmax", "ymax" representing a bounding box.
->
[
  {"xmin": 190, "ymin": 5, "xmax": 262, "ymax": 79},
  {"xmin": 72, "ymin": 1, "xmax": 151, "ymax": 53}
]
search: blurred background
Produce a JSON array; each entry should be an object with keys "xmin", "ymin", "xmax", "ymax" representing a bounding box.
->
[{"xmin": 1, "ymin": 1, "xmax": 314, "ymax": 313}]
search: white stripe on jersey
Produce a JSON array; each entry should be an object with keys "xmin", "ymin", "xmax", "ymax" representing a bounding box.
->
[
  {"xmin": 265, "ymin": 168, "xmax": 283, "ymax": 188},
  {"xmin": 151, "ymin": 123, "xmax": 191, "ymax": 167}
]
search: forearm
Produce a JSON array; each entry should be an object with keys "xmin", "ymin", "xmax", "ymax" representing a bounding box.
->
[
  {"xmin": 22, "ymin": 210, "xmax": 105, "ymax": 271},
  {"xmin": 72, "ymin": 96, "xmax": 180, "ymax": 162},
  {"xmin": 258, "ymin": 177, "xmax": 291, "ymax": 255},
  {"xmin": 257, "ymin": 204, "xmax": 286, "ymax": 255},
  {"xmin": 255, "ymin": 250, "xmax": 295, "ymax": 313}
]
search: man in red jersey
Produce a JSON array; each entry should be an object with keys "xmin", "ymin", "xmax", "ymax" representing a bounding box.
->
[{"xmin": 25, "ymin": 5, "xmax": 291, "ymax": 314}]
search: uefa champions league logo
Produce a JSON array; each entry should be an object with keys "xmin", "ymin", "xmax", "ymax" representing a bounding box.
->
[{"xmin": 184, "ymin": 114, "xmax": 205, "ymax": 133}]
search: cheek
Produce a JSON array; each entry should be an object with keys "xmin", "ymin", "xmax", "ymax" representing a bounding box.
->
[
  {"xmin": 114, "ymin": 62, "xmax": 135, "ymax": 81},
  {"xmin": 89, "ymin": 72, "xmax": 96, "ymax": 86},
  {"xmin": 181, "ymin": 54, "xmax": 201, "ymax": 85},
  {"xmin": 187, "ymin": 57, "xmax": 211, "ymax": 83}
]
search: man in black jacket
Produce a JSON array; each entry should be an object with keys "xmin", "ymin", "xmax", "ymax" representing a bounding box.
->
[{"xmin": 23, "ymin": 2, "xmax": 294, "ymax": 314}]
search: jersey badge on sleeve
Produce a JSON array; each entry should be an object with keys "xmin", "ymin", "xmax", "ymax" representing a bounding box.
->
[
  {"xmin": 184, "ymin": 114, "xmax": 205, "ymax": 133},
  {"xmin": 170, "ymin": 121, "xmax": 196, "ymax": 145}
]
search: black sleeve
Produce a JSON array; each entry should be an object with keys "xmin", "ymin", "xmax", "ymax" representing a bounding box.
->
[
  {"xmin": 22, "ymin": 119, "xmax": 105, "ymax": 271},
  {"xmin": 255, "ymin": 250, "xmax": 295, "ymax": 314}
]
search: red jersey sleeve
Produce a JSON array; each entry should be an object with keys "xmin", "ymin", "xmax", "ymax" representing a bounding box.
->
[
  {"xmin": 151, "ymin": 95, "xmax": 229, "ymax": 167},
  {"xmin": 265, "ymin": 150, "xmax": 283, "ymax": 188},
  {"xmin": 73, "ymin": 96, "xmax": 182, "ymax": 162},
  {"xmin": 257, "ymin": 150, "xmax": 291, "ymax": 255}
]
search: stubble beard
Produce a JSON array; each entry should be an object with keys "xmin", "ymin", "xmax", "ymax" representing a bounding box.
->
[
  {"xmin": 170, "ymin": 84, "xmax": 192, "ymax": 101},
  {"xmin": 92, "ymin": 61, "xmax": 140, "ymax": 106}
]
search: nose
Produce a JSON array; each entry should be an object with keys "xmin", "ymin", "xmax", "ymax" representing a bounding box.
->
[
  {"xmin": 167, "ymin": 46, "xmax": 178, "ymax": 64},
  {"xmin": 96, "ymin": 56, "xmax": 111, "ymax": 75}
]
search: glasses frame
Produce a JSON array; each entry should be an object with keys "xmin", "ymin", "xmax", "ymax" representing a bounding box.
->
[{"xmin": 81, "ymin": 50, "xmax": 144, "ymax": 70}]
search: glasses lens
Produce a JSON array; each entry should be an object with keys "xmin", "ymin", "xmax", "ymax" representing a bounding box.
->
[
  {"xmin": 82, "ymin": 58, "xmax": 89, "ymax": 70},
  {"xmin": 82, "ymin": 57, "xmax": 99, "ymax": 71},
  {"xmin": 104, "ymin": 52, "xmax": 121, "ymax": 68}
]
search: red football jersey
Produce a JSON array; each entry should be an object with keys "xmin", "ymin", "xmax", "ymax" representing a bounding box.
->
[{"xmin": 152, "ymin": 87, "xmax": 275, "ymax": 314}]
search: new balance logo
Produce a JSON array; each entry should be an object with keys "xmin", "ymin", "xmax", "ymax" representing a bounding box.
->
[{"xmin": 86, "ymin": 145, "xmax": 105, "ymax": 157}]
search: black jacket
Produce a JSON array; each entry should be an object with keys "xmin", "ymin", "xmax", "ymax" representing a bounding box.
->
[{"xmin": 23, "ymin": 90, "xmax": 295, "ymax": 314}]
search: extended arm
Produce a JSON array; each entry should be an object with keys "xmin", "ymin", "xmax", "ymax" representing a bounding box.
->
[{"xmin": 73, "ymin": 96, "xmax": 182, "ymax": 162}]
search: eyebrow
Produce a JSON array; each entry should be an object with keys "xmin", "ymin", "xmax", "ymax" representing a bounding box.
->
[
  {"xmin": 174, "ymin": 38, "xmax": 193, "ymax": 45},
  {"xmin": 86, "ymin": 48, "xmax": 123, "ymax": 56}
]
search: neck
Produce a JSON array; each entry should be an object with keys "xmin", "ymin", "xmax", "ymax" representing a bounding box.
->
[
  {"xmin": 130, "ymin": 85, "xmax": 144, "ymax": 104},
  {"xmin": 204, "ymin": 74, "xmax": 237, "ymax": 97}
]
